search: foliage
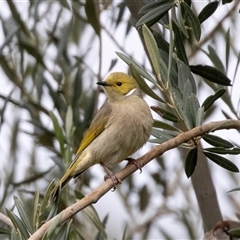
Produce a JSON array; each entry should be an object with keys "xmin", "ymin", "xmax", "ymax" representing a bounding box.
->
[{"xmin": 0, "ymin": 0, "xmax": 240, "ymax": 239}]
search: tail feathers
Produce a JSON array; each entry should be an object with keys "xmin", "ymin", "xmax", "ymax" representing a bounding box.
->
[{"xmin": 50, "ymin": 171, "xmax": 73, "ymax": 200}]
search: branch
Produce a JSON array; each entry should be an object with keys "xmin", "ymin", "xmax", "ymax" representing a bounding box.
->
[
  {"xmin": 0, "ymin": 212, "xmax": 13, "ymax": 228},
  {"xmin": 28, "ymin": 119, "xmax": 240, "ymax": 240}
]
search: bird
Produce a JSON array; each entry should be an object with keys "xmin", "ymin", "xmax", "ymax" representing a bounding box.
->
[{"xmin": 51, "ymin": 72, "xmax": 153, "ymax": 198}]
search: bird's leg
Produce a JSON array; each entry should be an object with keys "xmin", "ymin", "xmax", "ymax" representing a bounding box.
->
[
  {"xmin": 125, "ymin": 157, "xmax": 142, "ymax": 173},
  {"xmin": 100, "ymin": 162, "xmax": 121, "ymax": 190}
]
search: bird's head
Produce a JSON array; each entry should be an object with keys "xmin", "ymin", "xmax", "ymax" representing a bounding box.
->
[{"xmin": 97, "ymin": 72, "xmax": 140, "ymax": 101}]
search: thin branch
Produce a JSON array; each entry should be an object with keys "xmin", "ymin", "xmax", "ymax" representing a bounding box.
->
[
  {"xmin": 0, "ymin": 212, "xmax": 13, "ymax": 228},
  {"xmin": 28, "ymin": 119, "xmax": 240, "ymax": 240}
]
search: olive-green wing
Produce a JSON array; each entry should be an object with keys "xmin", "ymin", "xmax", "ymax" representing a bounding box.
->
[{"xmin": 76, "ymin": 101, "xmax": 112, "ymax": 155}]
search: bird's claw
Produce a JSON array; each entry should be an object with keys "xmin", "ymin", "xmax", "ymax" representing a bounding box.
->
[{"xmin": 126, "ymin": 157, "xmax": 142, "ymax": 173}]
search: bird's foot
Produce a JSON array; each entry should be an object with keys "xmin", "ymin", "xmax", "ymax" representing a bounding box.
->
[
  {"xmin": 126, "ymin": 157, "xmax": 142, "ymax": 173},
  {"xmin": 101, "ymin": 162, "xmax": 121, "ymax": 191}
]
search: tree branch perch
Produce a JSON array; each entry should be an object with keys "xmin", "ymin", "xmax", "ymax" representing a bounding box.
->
[{"xmin": 26, "ymin": 119, "xmax": 240, "ymax": 240}]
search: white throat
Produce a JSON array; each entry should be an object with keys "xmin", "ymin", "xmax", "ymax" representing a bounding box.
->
[{"xmin": 125, "ymin": 88, "xmax": 137, "ymax": 97}]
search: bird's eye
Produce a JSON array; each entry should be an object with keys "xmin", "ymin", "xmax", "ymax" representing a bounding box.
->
[{"xmin": 116, "ymin": 82, "xmax": 122, "ymax": 86}]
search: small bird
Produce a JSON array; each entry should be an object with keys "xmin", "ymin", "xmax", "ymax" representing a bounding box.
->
[{"xmin": 51, "ymin": 72, "xmax": 153, "ymax": 197}]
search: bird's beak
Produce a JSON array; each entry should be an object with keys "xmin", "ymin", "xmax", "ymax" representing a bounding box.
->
[{"xmin": 97, "ymin": 81, "xmax": 110, "ymax": 86}]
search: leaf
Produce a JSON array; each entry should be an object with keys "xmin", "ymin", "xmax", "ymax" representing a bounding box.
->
[
  {"xmin": 142, "ymin": 24, "xmax": 161, "ymax": 78},
  {"xmin": 204, "ymin": 147, "xmax": 240, "ymax": 155},
  {"xmin": 225, "ymin": 28, "xmax": 230, "ymax": 72},
  {"xmin": 14, "ymin": 196, "xmax": 34, "ymax": 234},
  {"xmin": 153, "ymin": 120, "xmax": 180, "ymax": 132},
  {"xmin": 6, "ymin": 208, "xmax": 29, "ymax": 239},
  {"xmin": 177, "ymin": 59, "xmax": 196, "ymax": 95},
  {"xmin": 137, "ymin": 0, "xmax": 175, "ymax": 27},
  {"xmin": 185, "ymin": 148, "xmax": 198, "ymax": 178},
  {"xmin": 172, "ymin": 21, "xmax": 188, "ymax": 65},
  {"xmin": 195, "ymin": 107, "xmax": 204, "ymax": 126},
  {"xmin": 190, "ymin": 65, "xmax": 232, "ymax": 86},
  {"xmin": 151, "ymin": 128, "xmax": 177, "ymax": 143},
  {"xmin": 201, "ymin": 88, "xmax": 226, "ymax": 112},
  {"xmin": 85, "ymin": 0, "xmax": 100, "ymax": 36},
  {"xmin": 177, "ymin": 2, "xmax": 189, "ymax": 38},
  {"xmin": 222, "ymin": 0, "xmax": 233, "ymax": 4},
  {"xmin": 43, "ymin": 213, "xmax": 63, "ymax": 239},
  {"xmin": 139, "ymin": 0, "xmax": 173, "ymax": 14},
  {"xmin": 130, "ymin": 65, "xmax": 165, "ymax": 103},
  {"xmin": 198, "ymin": 1, "xmax": 218, "ymax": 24},
  {"xmin": 152, "ymin": 30, "xmax": 169, "ymax": 53},
  {"xmin": 32, "ymin": 191, "xmax": 39, "ymax": 231},
  {"xmin": 151, "ymin": 106, "xmax": 179, "ymax": 122},
  {"xmin": 116, "ymin": 52, "xmax": 157, "ymax": 85},
  {"xmin": 182, "ymin": 2, "xmax": 201, "ymax": 41},
  {"xmin": 187, "ymin": 94, "xmax": 200, "ymax": 128},
  {"xmin": 202, "ymin": 134, "xmax": 234, "ymax": 148},
  {"xmin": 49, "ymin": 111, "xmax": 65, "ymax": 157},
  {"xmin": 207, "ymin": 45, "xmax": 225, "ymax": 73},
  {"xmin": 204, "ymin": 152, "xmax": 239, "ymax": 172},
  {"xmin": 84, "ymin": 206, "xmax": 107, "ymax": 240}
]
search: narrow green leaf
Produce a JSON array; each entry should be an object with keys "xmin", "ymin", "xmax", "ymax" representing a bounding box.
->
[
  {"xmin": 190, "ymin": 65, "xmax": 232, "ymax": 86},
  {"xmin": 151, "ymin": 106, "xmax": 179, "ymax": 122},
  {"xmin": 182, "ymin": 2, "xmax": 201, "ymax": 41},
  {"xmin": 204, "ymin": 152, "xmax": 239, "ymax": 172},
  {"xmin": 201, "ymin": 88, "xmax": 226, "ymax": 111},
  {"xmin": 198, "ymin": 1, "xmax": 218, "ymax": 24},
  {"xmin": 65, "ymin": 106, "xmax": 73, "ymax": 141},
  {"xmin": 49, "ymin": 111, "xmax": 65, "ymax": 157},
  {"xmin": 228, "ymin": 187, "xmax": 240, "ymax": 193},
  {"xmin": 151, "ymin": 128, "xmax": 177, "ymax": 143},
  {"xmin": 139, "ymin": 0, "xmax": 171, "ymax": 14},
  {"xmin": 202, "ymin": 134, "xmax": 234, "ymax": 148},
  {"xmin": 6, "ymin": 209, "xmax": 29, "ymax": 239},
  {"xmin": 177, "ymin": 59, "xmax": 196, "ymax": 95},
  {"xmin": 177, "ymin": 2, "xmax": 189, "ymax": 38},
  {"xmin": 142, "ymin": 24, "xmax": 161, "ymax": 78},
  {"xmin": 137, "ymin": 0, "xmax": 175, "ymax": 27},
  {"xmin": 85, "ymin": 0, "xmax": 100, "ymax": 36},
  {"xmin": 225, "ymin": 28, "xmax": 230, "ymax": 72},
  {"xmin": 172, "ymin": 21, "xmax": 188, "ymax": 65},
  {"xmin": 121, "ymin": 224, "xmax": 128, "ymax": 240},
  {"xmin": 153, "ymin": 120, "xmax": 180, "ymax": 132},
  {"xmin": 207, "ymin": 45, "xmax": 225, "ymax": 73},
  {"xmin": 187, "ymin": 94, "xmax": 200, "ymax": 128},
  {"xmin": 84, "ymin": 206, "xmax": 107, "ymax": 240},
  {"xmin": 116, "ymin": 52, "xmax": 157, "ymax": 85},
  {"xmin": 195, "ymin": 107, "xmax": 204, "ymax": 126},
  {"xmin": 32, "ymin": 191, "xmax": 40, "ymax": 231},
  {"xmin": 14, "ymin": 196, "xmax": 34, "ymax": 234},
  {"xmin": 44, "ymin": 213, "xmax": 63, "ymax": 239},
  {"xmin": 41, "ymin": 179, "xmax": 55, "ymax": 216},
  {"xmin": 185, "ymin": 148, "xmax": 198, "ymax": 178},
  {"xmin": 153, "ymin": 30, "xmax": 169, "ymax": 53},
  {"xmin": 204, "ymin": 147, "xmax": 240, "ymax": 155},
  {"xmin": 222, "ymin": 0, "xmax": 233, "ymax": 4},
  {"xmin": 130, "ymin": 65, "xmax": 165, "ymax": 103}
]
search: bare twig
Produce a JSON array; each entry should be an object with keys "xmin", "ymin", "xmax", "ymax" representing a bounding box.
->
[{"xmin": 28, "ymin": 119, "xmax": 240, "ymax": 240}]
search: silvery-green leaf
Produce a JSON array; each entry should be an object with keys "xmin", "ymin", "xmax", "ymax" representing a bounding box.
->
[
  {"xmin": 195, "ymin": 107, "xmax": 204, "ymax": 126},
  {"xmin": 116, "ymin": 52, "xmax": 157, "ymax": 84}
]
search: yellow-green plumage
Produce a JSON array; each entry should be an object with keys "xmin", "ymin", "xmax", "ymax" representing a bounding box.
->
[{"xmin": 51, "ymin": 72, "xmax": 153, "ymax": 197}]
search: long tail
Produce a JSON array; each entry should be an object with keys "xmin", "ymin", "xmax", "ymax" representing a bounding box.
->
[
  {"xmin": 50, "ymin": 169, "xmax": 73, "ymax": 200},
  {"xmin": 50, "ymin": 152, "xmax": 88, "ymax": 200}
]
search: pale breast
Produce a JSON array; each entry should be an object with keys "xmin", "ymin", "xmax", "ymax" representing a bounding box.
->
[{"xmin": 87, "ymin": 95, "xmax": 153, "ymax": 167}]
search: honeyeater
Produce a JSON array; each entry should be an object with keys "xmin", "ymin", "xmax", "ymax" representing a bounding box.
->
[{"xmin": 51, "ymin": 72, "xmax": 153, "ymax": 197}]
